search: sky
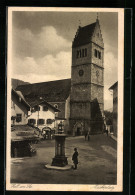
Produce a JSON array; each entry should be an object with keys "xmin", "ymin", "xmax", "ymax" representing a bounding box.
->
[{"xmin": 11, "ymin": 11, "xmax": 118, "ymax": 110}]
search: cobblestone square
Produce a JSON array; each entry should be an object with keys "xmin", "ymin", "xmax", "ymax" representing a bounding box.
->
[{"xmin": 11, "ymin": 134, "xmax": 117, "ymax": 184}]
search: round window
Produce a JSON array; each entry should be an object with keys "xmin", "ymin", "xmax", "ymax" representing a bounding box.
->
[
  {"xmin": 79, "ymin": 69, "xmax": 84, "ymax": 76},
  {"xmin": 54, "ymin": 104, "xmax": 58, "ymax": 109}
]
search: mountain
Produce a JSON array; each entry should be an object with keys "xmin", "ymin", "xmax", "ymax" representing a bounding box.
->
[{"xmin": 12, "ymin": 78, "xmax": 30, "ymax": 89}]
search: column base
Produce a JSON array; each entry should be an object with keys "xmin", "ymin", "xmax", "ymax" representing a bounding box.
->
[{"xmin": 51, "ymin": 156, "xmax": 68, "ymax": 167}]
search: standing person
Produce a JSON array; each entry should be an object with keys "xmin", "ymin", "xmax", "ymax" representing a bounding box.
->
[
  {"xmin": 88, "ymin": 127, "xmax": 91, "ymax": 141},
  {"xmin": 72, "ymin": 148, "xmax": 79, "ymax": 170},
  {"xmin": 106, "ymin": 128, "xmax": 108, "ymax": 137},
  {"xmin": 85, "ymin": 131, "xmax": 87, "ymax": 141},
  {"xmin": 88, "ymin": 131, "xmax": 90, "ymax": 141},
  {"xmin": 42, "ymin": 129, "xmax": 46, "ymax": 140}
]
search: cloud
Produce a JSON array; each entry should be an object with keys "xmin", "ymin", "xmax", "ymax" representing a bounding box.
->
[
  {"xmin": 37, "ymin": 26, "xmax": 71, "ymax": 52},
  {"xmin": 12, "ymin": 26, "xmax": 117, "ymax": 111},
  {"xmin": 104, "ymin": 84, "xmax": 113, "ymax": 110},
  {"xmin": 36, "ymin": 51, "xmax": 71, "ymax": 76},
  {"xmin": 12, "ymin": 73, "xmax": 60, "ymax": 84},
  {"xmin": 12, "ymin": 51, "xmax": 71, "ymax": 83},
  {"xmin": 104, "ymin": 44, "xmax": 118, "ymax": 110},
  {"xmin": 13, "ymin": 26, "xmax": 71, "ymax": 58},
  {"xmin": 104, "ymin": 44, "xmax": 118, "ymax": 86},
  {"xmin": 12, "ymin": 48, "xmax": 116, "ymax": 110},
  {"xmin": 12, "ymin": 57, "xmax": 37, "ymax": 75}
]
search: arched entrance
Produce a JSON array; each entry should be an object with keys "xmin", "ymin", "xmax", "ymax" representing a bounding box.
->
[{"xmin": 73, "ymin": 122, "xmax": 83, "ymax": 136}]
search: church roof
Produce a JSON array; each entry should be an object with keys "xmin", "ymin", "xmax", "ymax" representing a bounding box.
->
[
  {"xmin": 16, "ymin": 78, "xmax": 71, "ymax": 102},
  {"xmin": 72, "ymin": 22, "xmax": 96, "ymax": 47}
]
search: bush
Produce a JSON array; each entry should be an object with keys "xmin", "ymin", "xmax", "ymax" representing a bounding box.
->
[{"xmin": 104, "ymin": 111, "xmax": 113, "ymax": 125}]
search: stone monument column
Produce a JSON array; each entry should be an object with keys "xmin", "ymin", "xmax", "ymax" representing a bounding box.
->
[{"xmin": 51, "ymin": 134, "xmax": 68, "ymax": 167}]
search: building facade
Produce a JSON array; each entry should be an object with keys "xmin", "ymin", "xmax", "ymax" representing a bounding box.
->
[
  {"xmin": 27, "ymin": 98, "xmax": 60, "ymax": 130},
  {"xmin": 70, "ymin": 18, "xmax": 104, "ymax": 135},
  {"xmin": 109, "ymin": 82, "xmax": 118, "ymax": 138},
  {"xmin": 11, "ymin": 89, "xmax": 30, "ymax": 125},
  {"xmin": 16, "ymin": 79, "xmax": 71, "ymax": 133},
  {"xmin": 15, "ymin": 18, "xmax": 104, "ymax": 135}
]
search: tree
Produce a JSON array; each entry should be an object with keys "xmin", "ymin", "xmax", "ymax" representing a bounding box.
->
[{"xmin": 104, "ymin": 111, "xmax": 113, "ymax": 125}]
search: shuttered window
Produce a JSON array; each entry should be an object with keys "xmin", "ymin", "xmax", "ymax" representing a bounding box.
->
[
  {"xmin": 47, "ymin": 119, "xmax": 53, "ymax": 124},
  {"xmin": 38, "ymin": 119, "xmax": 45, "ymax": 125},
  {"xmin": 16, "ymin": 114, "xmax": 22, "ymax": 122},
  {"xmin": 28, "ymin": 119, "xmax": 36, "ymax": 124}
]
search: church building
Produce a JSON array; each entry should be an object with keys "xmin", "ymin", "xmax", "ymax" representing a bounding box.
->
[
  {"xmin": 70, "ymin": 17, "xmax": 104, "ymax": 135},
  {"xmin": 16, "ymin": 18, "xmax": 104, "ymax": 135}
]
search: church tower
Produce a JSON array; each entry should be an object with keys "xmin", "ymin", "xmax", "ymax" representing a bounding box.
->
[{"xmin": 70, "ymin": 18, "xmax": 104, "ymax": 135}]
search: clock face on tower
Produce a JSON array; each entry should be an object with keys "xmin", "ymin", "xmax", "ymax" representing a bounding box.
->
[{"xmin": 79, "ymin": 69, "xmax": 84, "ymax": 76}]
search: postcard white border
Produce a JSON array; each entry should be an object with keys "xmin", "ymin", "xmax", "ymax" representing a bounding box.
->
[{"xmin": 6, "ymin": 7, "xmax": 124, "ymax": 192}]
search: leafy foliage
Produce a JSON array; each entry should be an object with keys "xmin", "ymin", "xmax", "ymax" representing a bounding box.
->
[{"xmin": 104, "ymin": 111, "xmax": 113, "ymax": 125}]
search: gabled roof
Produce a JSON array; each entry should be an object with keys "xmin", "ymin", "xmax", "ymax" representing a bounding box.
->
[
  {"xmin": 16, "ymin": 78, "xmax": 71, "ymax": 102},
  {"xmin": 26, "ymin": 97, "xmax": 45, "ymax": 107},
  {"xmin": 72, "ymin": 22, "xmax": 96, "ymax": 47},
  {"xmin": 26, "ymin": 97, "xmax": 60, "ymax": 112},
  {"xmin": 12, "ymin": 88, "xmax": 31, "ymax": 108},
  {"xmin": 109, "ymin": 81, "xmax": 118, "ymax": 90},
  {"xmin": 16, "ymin": 90, "xmax": 25, "ymax": 99}
]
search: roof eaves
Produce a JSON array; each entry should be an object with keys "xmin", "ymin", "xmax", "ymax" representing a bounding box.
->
[
  {"xmin": 12, "ymin": 88, "xmax": 31, "ymax": 108},
  {"xmin": 30, "ymin": 98, "xmax": 60, "ymax": 112}
]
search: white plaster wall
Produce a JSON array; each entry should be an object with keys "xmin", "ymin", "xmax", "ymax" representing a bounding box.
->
[
  {"xmin": 11, "ymin": 100, "xmax": 28, "ymax": 125},
  {"xmin": 28, "ymin": 104, "xmax": 55, "ymax": 129}
]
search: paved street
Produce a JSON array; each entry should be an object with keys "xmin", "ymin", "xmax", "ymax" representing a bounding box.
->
[{"xmin": 11, "ymin": 134, "xmax": 117, "ymax": 184}]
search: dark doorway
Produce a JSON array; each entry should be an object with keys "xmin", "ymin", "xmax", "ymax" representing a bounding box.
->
[{"xmin": 77, "ymin": 127, "xmax": 81, "ymax": 136}]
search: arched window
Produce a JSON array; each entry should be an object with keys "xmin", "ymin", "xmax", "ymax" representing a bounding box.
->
[
  {"xmin": 99, "ymin": 51, "xmax": 101, "ymax": 59},
  {"xmin": 85, "ymin": 48, "xmax": 87, "ymax": 57},
  {"xmin": 76, "ymin": 50, "xmax": 79, "ymax": 58},
  {"xmin": 82, "ymin": 49, "xmax": 85, "ymax": 57},
  {"xmin": 79, "ymin": 49, "xmax": 82, "ymax": 58},
  {"xmin": 94, "ymin": 49, "xmax": 98, "ymax": 58}
]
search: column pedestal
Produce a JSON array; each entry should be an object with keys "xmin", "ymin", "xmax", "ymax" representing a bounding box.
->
[{"xmin": 51, "ymin": 134, "xmax": 68, "ymax": 167}]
